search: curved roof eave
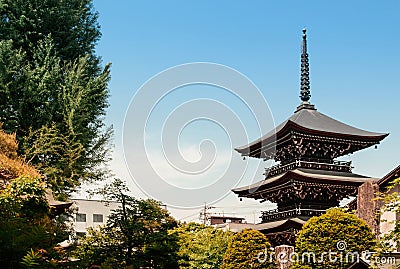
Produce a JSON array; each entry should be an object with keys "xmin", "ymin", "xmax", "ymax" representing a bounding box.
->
[
  {"xmin": 235, "ymin": 108, "xmax": 388, "ymax": 155},
  {"xmin": 232, "ymin": 168, "xmax": 373, "ymax": 196}
]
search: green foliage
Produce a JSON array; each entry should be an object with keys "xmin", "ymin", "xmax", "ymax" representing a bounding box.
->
[
  {"xmin": 20, "ymin": 249, "xmax": 41, "ymax": 268},
  {"xmin": 0, "ymin": 0, "xmax": 112, "ymax": 197},
  {"xmin": 0, "ymin": 0, "xmax": 101, "ymax": 70},
  {"xmin": 220, "ymin": 228, "xmax": 275, "ymax": 269},
  {"xmin": 0, "ymin": 0, "xmax": 108, "ymax": 265},
  {"xmin": 0, "ymin": 126, "xmax": 72, "ymax": 268},
  {"xmin": 73, "ymin": 226, "xmax": 121, "ymax": 267},
  {"xmin": 0, "ymin": 175, "xmax": 49, "ymax": 219},
  {"xmin": 377, "ymin": 177, "xmax": 400, "ymax": 253},
  {"xmin": 0, "ymin": 176, "xmax": 70, "ymax": 268},
  {"xmin": 171, "ymin": 222, "xmax": 232, "ymax": 269},
  {"xmin": 74, "ymin": 179, "xmax": 179, "ymax": 268},
  {"xmin": 293, "ymin": 208, "xmax": 376, "ymax": 269}
]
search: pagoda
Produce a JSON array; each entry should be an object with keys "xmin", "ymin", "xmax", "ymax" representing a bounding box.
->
[{"xmin": 232, "ymin": 29, "xmax": 388, "ymax": 246}]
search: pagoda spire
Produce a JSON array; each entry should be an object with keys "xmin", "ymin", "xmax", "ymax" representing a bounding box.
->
[{"xmin": 300, "ymin": 28, "xmax": 311, "ymax": 103}]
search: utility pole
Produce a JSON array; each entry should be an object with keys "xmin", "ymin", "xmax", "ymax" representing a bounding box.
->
[{"xmin": 199, "ymin": 202, "xmax": 214, "ymax": 225}]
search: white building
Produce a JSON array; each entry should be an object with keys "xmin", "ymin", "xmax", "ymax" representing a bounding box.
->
[{"xmin": 71, "ymin": 199, "xmax": 120, "ymax": 235}]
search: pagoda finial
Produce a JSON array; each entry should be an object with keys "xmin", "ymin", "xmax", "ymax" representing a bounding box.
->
[{"xmin": 300, "ymin": 28, "xmax": 311, "ymax": 103}]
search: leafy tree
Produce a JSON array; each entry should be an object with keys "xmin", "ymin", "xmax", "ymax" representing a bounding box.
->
[
  {"xmin": 75, "ymin": 179, "xmax": 179, "ymax": 268},
  {"xmin": 293, "ymin": 208, "xmax": 376, "ymax": 269},
  {"xmin": 20, "ymin": 39, "xmax": 112, "ymax": 197},
  {"xmin": 72, "ymin": 225, "xmax": 121, "ymax": 268},
  {"xmin": 220, "ymin": 228, "xmax": 275, "ymax": 269},
  {"xmin": 171, "ymin": 222, "xmax": 232, "ymax": 269},
  {"xmin": 0, "ymin": 0, "xmax": 112, "ymax": 197},
  {"xmin": 0, "ymin": 0, "xmax": 101, "ymax": 71}
]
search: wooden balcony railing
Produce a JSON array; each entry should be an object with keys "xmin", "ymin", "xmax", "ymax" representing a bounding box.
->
[
  {"xmin": 264, "ymin": 160, "xmax": 352, "ymax": 178},
  {"xmin": 261, "ymin": 207, "xmax": 326, "ymax": 223}
]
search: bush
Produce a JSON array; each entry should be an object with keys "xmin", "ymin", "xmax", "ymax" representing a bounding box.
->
[
  {"xmin": 220, "ymin": 228, "xmax": 275, "ymax": 269},
  {"xmin": 171, "ymin": 222, "xmax": 232, "ymax": 269},
  {"xmin": 293, "ymin": 208, "xmax": 376, "ymax": 269}
]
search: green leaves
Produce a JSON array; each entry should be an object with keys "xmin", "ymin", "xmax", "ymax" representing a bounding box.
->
[
  {"xmin": 172, "ymin": 222, "xmax": 232, "ymax": 269},
  {"xmin": 0, "ymin": 0, "xmax": 101, "ymax": 65},
  {"xmin": 20, "ymin": 249, "xmax": 41, "ymax": 268},
  {"xmin": 0, "ymin": 175, "xmax": 49, "ymax": 220},
  {"xmin": 0, "ymin": 175, "xmax": 67, "ymax": 268},
  {"xmin": 0, "ymin": 0, "xmax": 112, "ymax": 266},
  {"xmin": 377, "ymin": 176, "xmax": 400, "ymax": 253},
  {"xmin": 75, "ymin": 179, "xmax": 179, "ymax": 268},
  {"xmin": 294, "ymin": 208, "xmax": 376, "ymax": 269},
  {"xmin": 0, "ymin": 34, "xmax": 113, "ymax": 197},
  {"xmin": 0, "ymin": 0, "xmax": 112, "ymax": 197},
  {"xmin": 220, "ymin": 228, "xmax": 275, "ymax": 269}
]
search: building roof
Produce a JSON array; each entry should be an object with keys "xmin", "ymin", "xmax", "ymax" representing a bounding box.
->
[
  {"xmin": 46, "ymin": 189, "xmax": 73, "ymax": 217},
  {"xmin": 235, "ymin": 106, "xmax": 388, "ymax": 156},
  {"xmin": 235, "ymin": 29, "xmax": 388, "ymax": 159},
  {"xmin": 254, "ymin": 218, "xmax": 306, "ymax": 233},
  {"xmin": 213, "ymin": 222, "xmax": 257, "ymax": 233},
  {"xmin": 377, "ymin": 164, "xmax": 400, "ymax": 187},
  {"xmin": 232, "ymin": 168, "xmax": 373, "ymax": 196},
  {"xmin": 210, "ymin": 216, "xmax": 245, "ymax": 220}
]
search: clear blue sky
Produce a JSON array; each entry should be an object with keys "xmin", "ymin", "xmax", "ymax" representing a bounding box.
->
[{"xmin": 90, "ymin": 0, "xmax": 400, "ymax": 221}]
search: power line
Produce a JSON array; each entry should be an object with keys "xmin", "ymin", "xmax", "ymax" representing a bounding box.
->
[{"xmin": 179, "ymin": 212, "xmax": 200, "ymax": 221}]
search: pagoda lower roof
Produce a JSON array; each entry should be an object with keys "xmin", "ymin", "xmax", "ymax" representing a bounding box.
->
[
  {"xmin": 232, "ymin": 168, "xmax": 373, "ymax": 197},
  {"xmin": 254, "ymin": 217, "xmax": 306, "ymax": 233},
  {"xmin": 235, "ymin": 106, "xmax": 388, "ymax": 157}
]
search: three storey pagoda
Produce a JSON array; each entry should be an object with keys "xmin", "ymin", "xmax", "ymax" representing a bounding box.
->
[{"xmin": 232, "ymin": 29, "xmax": 388, "ymax": 246}]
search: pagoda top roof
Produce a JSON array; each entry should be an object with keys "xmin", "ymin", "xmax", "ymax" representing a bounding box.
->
[
  {"xmin": 232, "ymin": 168, "xmax": 373, "ymax": 197},
  {"xmin": 235, "ymin": 106, "xmax": 388, "ymax": 156},
  {"xmin": 236, "ymin": 28, "xmax": 388, "ymax": 157}
]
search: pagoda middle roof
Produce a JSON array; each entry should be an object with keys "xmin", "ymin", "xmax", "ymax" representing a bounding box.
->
[
  {"xmin": 232, "ymin": 168, "xmax": 373, "ymax": 196},
  {"xmin": 235, "ymin": 106, "xmax": 388, "ymax": 155}
]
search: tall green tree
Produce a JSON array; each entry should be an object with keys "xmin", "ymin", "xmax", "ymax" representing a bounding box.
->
[
  {"xmin": 0, "ymin": 0, "xmax": 112, "ymax": 197},
  {"xmin": 171, "ymin": 222, "xmax": 232, "ymax": 269},
  {"xmin": 0, "ymin": 0, "xmax": 101, "ymax": 70},
  {"xmin": 75, "ymin": 179, "xmax": 179, "ymax": 269}
]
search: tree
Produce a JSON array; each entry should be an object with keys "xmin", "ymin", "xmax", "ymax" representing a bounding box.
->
[
  {"xmin": 220, "ymin": 228, "xmax": 275, "ymax": 269},
  {"xmin": 171, "ymin": 222, "xmax": 232, "ymax": 269},
  {"xmin": 20, "ymin": 38, "xmax": 112, "ymax": 197},
  {"xmin": 74, "ymin": 179, "xmax": 179, "ymax": 268},
  {"xmin": 0, "ymin": 0, "xmax": 112, "ymax": 197},
  {"xmin": 0, "ymin": 0, "xmax": 101, "ymax": 71},
  {"xmin": 293, "ymin": 208, "xmax": 376, "ymax": 269}
]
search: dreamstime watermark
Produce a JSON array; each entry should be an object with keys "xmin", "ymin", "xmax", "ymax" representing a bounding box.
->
[
  {"xmin": 257, "ymin": 240, "xmax": 397, "ymax": 266},
  {"xmin": 123, "ymin": 62, "xmax": 276, "ymax": 208}
]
